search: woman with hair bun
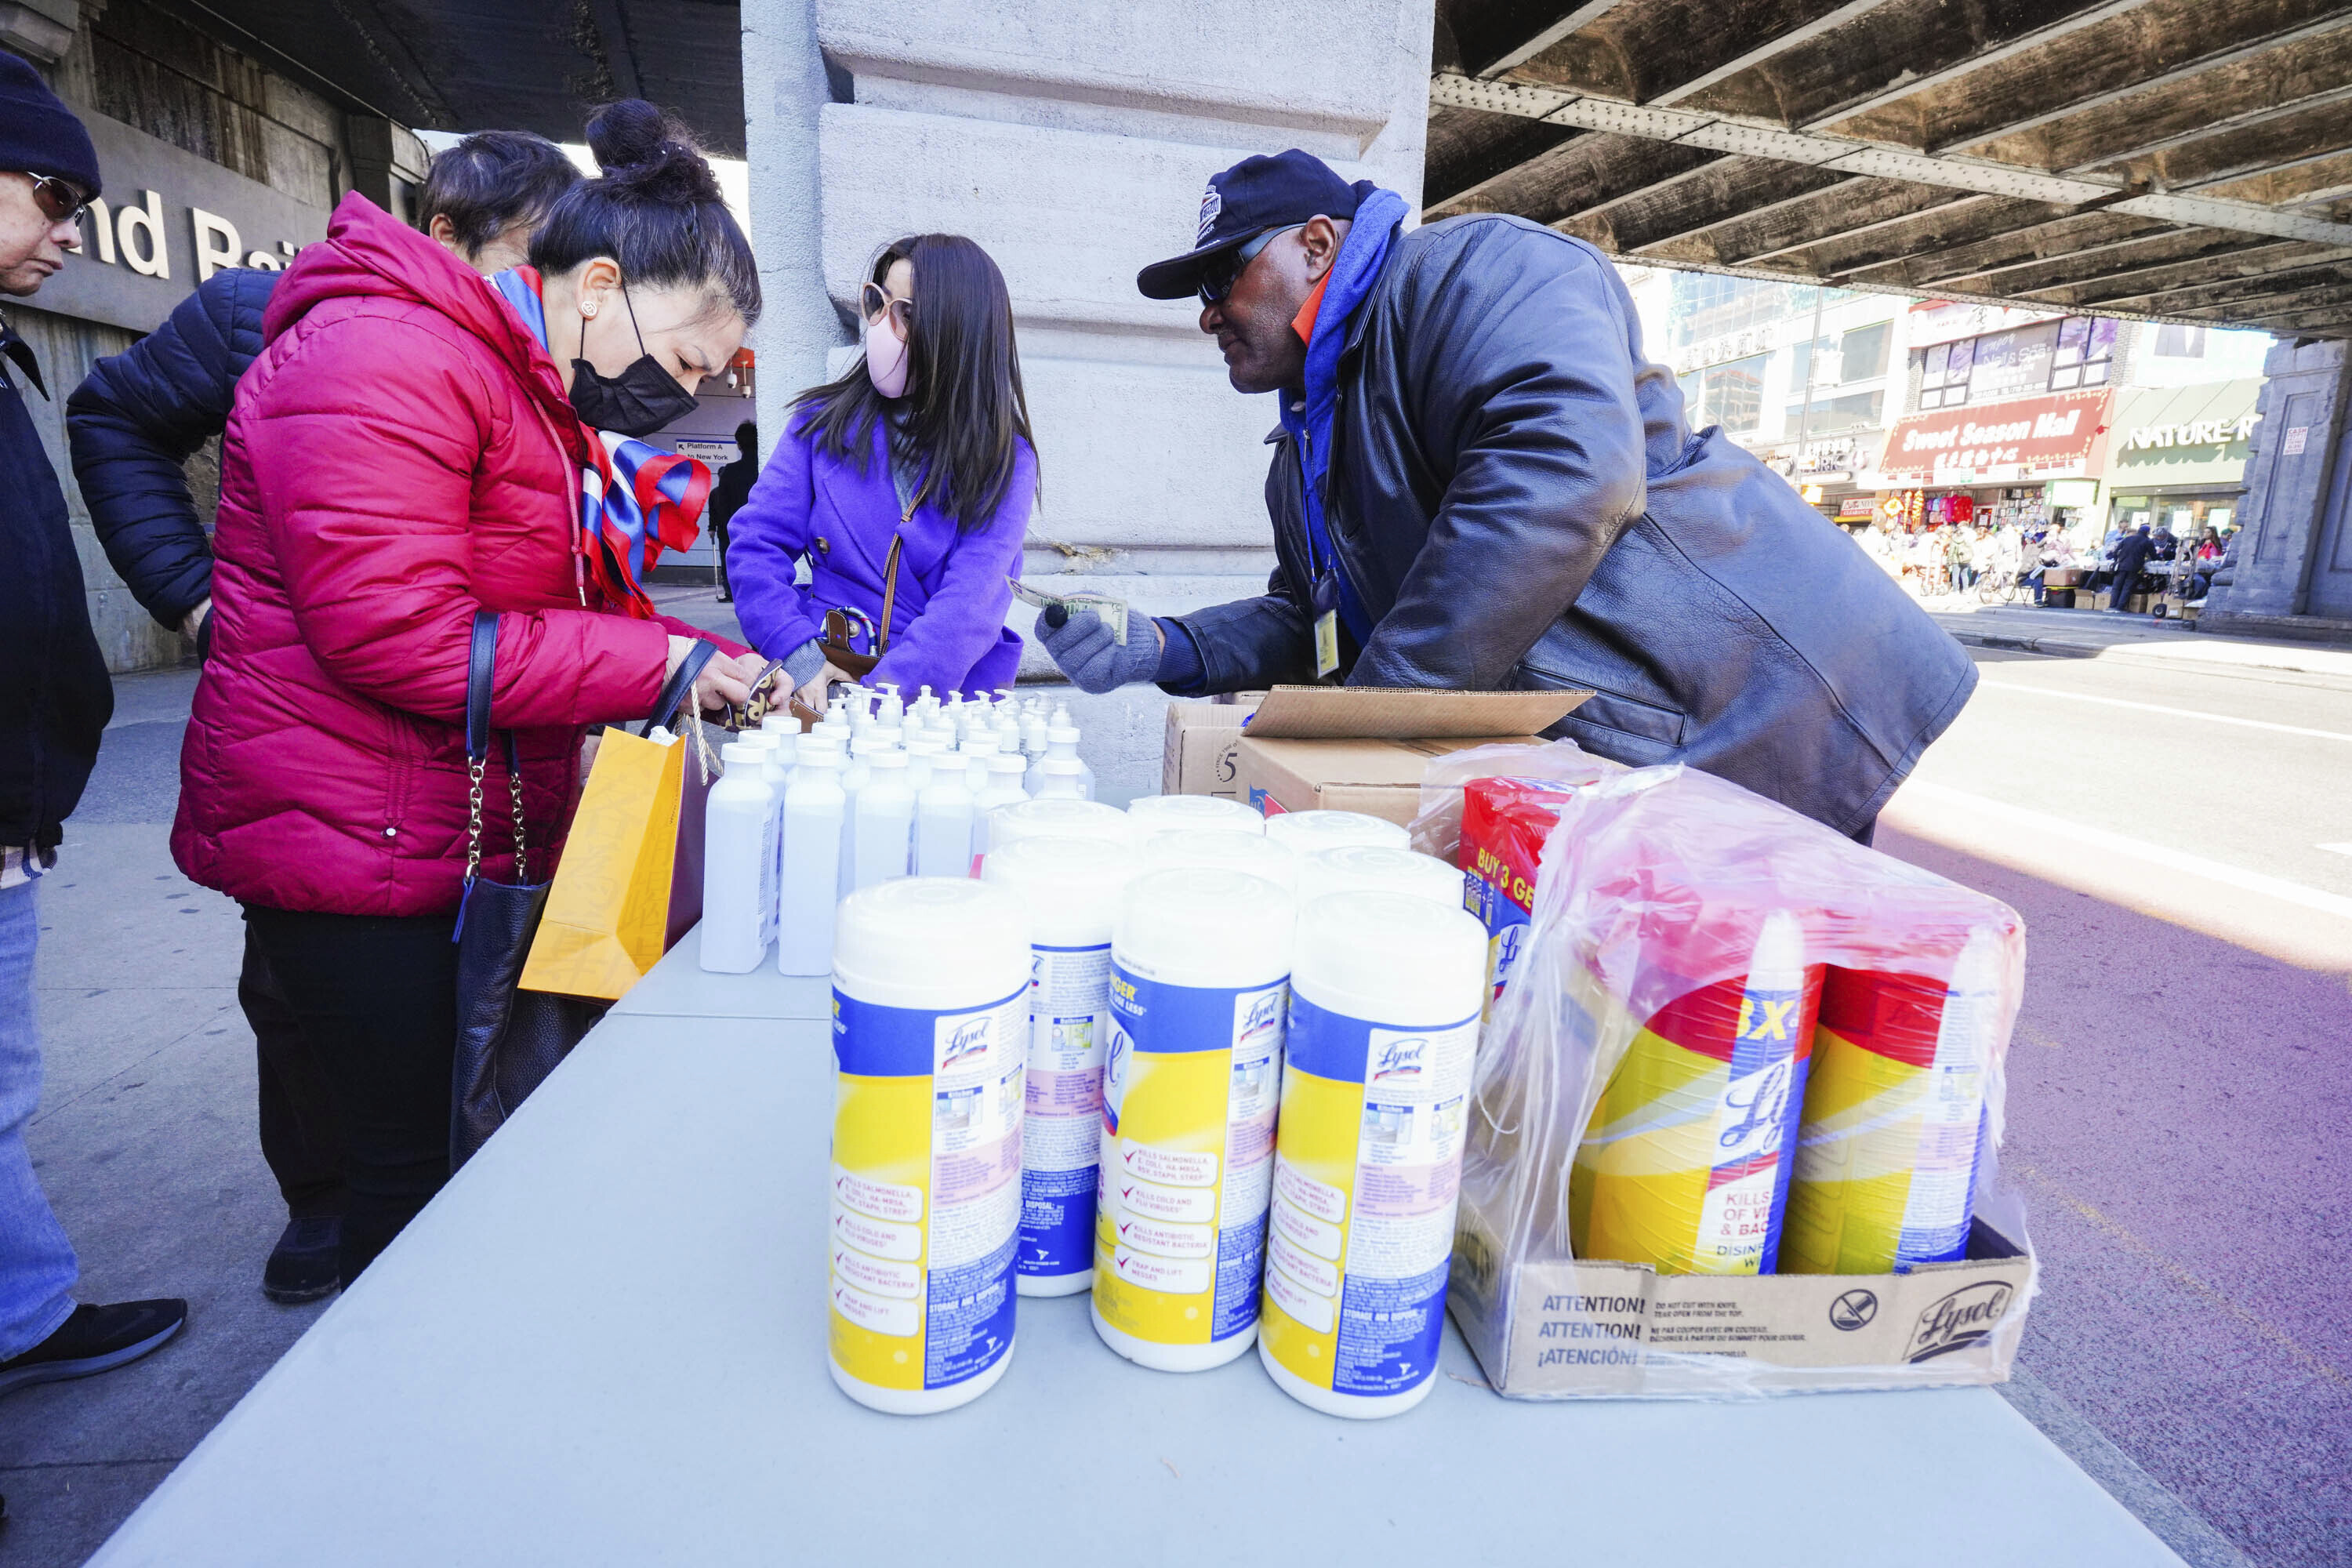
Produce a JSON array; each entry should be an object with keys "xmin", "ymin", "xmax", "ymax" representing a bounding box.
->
[
  {"xmin": 728, "ymin": 233, "xmax": 1039, "ymax": 708},
  {"xmin": 172, "ymin": 100, "xmax": 768, "ymax": 1285}
]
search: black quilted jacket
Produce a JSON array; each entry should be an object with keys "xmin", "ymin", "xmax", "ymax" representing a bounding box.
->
[{"xmin": 67, "ymin": 266, "xmax": 276, "ymax": 631}]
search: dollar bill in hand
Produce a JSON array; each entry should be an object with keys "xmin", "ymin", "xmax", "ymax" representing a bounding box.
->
[{"xmin": 1007, "ymin": 579, "xmax": 1128, "ymax": 643}]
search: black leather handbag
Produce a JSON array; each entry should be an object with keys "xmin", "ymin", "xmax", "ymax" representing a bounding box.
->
[{"xmin": 448, "ymin": 612, "xmax": 713, "ymax": 1171}]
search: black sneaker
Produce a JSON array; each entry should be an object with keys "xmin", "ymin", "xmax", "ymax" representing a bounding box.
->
[
  {"xmin": 262, "ymin": 1216, "xmax": 342, "ymax": 1304},
  {"xmin": 0, "ymin": 1300, "xmax": 187, "ymax": 1398}
]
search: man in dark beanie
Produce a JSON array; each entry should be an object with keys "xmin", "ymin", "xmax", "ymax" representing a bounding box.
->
[
  {"xmin": 0, "ymin": 50, "xmax": 188, "ymax": 1404},
  {"xmin": 1040, "ymin": 149, "xmax": 1975, "ymax": 840}
]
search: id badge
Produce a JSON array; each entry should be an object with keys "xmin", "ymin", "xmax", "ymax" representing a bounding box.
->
[
  {"xmin": 1309, "ymin": 571, "xmax": 1341, "ymax": 680},
  {"xmin": 1313, "ymin": 610, "xmax": 1340, "ymax": 680}
]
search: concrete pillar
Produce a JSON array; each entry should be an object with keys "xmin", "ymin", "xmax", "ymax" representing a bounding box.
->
[
  {"xmin": 2202, "ymin": 338, "xmax": 2352, "ymax": 634},
  {"xmin": 739, "ymin": 0, "xmax": 1433, "ymax": 787},
  {"xmin": 742, "ymin": 0, "xmax": 846, "ymax": 452},
  {"xmin": 346, "ymin": 115, "xmax": 430, "ymax": 225}
]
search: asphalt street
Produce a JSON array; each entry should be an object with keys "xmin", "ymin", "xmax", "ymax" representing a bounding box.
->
[
  {"xmin": 1, "ymin": 632, "xmax": 2346, "ymax": 1565},
  {"xmin": 1878, "ymin": 648, "xmax": 2352, "ymax": 1567}
]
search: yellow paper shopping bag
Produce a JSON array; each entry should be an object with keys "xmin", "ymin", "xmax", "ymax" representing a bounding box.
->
[{"xmin": 520, "ymin": 727, "xmax": 684, "ymax": 1000}]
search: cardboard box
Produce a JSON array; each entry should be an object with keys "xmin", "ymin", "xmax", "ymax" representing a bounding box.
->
[
  {"xmin": 1160, "ymin": 695, "xmax": 1261, "ymax": 800},
  {"xmin": 1447, "ymin": 1214, "xmax": 2034, "ymax": 1397},
  {"xmin": 1226, "ymin": 687, "xmax": 1589, "ymax": 827}
]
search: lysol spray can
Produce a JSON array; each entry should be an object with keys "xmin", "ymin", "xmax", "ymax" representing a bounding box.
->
[
  {"xmin": 1570, "ymin": 911, "xmax": 1820, "ymax": 1275},
  {"xmin": 1091, "ymin": 867, "xmax": 1294, "ymax": 1372},
  {"xmin": 1259, "ymin": 891, "xmax": 1486, "ymax": 1417},
  {"xmin": 1782, "ymin": 929, "xmax": 2002, "ymax": 1274},
  {"xmin": 827, "ymin": 878, "xmax": 1029, "ymax": 1414}
]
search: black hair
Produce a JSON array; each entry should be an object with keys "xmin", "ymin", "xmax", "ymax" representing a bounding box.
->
[
  {"xmin": 790, "ymin": 234, "xmax": 1036, "ymax": 532},
  {"xmin": 528, "ymin": 100, "xmax": 760, "ymax": 325},
  {"xmin": 735, "ymin": 419, "xmax": 757, "ymax": 447},
  {"xmin": 418, "ymin": 129, "xmax": 583, "ymax": 256}
]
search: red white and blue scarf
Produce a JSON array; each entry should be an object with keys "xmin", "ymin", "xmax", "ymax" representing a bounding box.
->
[{"xmin": 490, "ymin": 267, "xmax": 709, "ymax": 619}]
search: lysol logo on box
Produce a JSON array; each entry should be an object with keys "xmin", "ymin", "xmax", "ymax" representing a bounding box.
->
[
  {"xmin": 1372, "ymin": 1038, "xmax": 1426, "ymax": 1080},
  {"xmin": 1904, "ymin": 1280, "xmax": 2013, "ymax": 1363},
  {"xmin": 940, "ymin": 1015, "xmax": 993, "ymax": 1072}
]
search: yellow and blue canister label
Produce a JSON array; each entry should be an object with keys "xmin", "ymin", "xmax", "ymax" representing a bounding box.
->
[
  {"xmin": 829, "ymin": 984, "xmax": 1027, "ymax": 1392},
  {"xmin": 1259, "ymin": 997, "xmax": 1477, "ymax": 1399},
  {"xmin": 1019, "ymin": 942, "xmax": 1112, "ymax": 1282},
  {"xmin": 1091, "ymin": 966, "xmax": 1285, "ymax": 1348}
]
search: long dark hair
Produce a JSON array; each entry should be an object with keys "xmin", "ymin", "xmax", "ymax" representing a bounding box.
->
[
  {"xmin": 791, "ymin": 234, "xmax": 1036, "ymax": 532},
  {"xmin": 528, "ymin": 100, "xmax": 761, "ymax": 325}
]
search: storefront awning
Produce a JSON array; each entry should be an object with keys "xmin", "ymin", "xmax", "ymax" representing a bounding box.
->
[
  {"xmin": 2107, "ymin": 380, "xmax": 2261, "ymax": 495},
  {"xmin": 1877, "ymin": 390, "xmax": 2112, "ymax": 485}
]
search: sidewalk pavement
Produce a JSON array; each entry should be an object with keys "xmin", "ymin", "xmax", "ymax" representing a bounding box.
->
[
  {"xmin": 0, "ymin": 666, "xmax": 332, "ymax": 1568},
  {"xmin": 1924, "ymin": 600, "xmax": 2352, "ymax": 684}
]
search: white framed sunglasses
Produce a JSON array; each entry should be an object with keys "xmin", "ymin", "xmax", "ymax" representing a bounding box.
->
[{"xmin": 860, "ymin": 280, "xmax": 914, "ymax": 339}]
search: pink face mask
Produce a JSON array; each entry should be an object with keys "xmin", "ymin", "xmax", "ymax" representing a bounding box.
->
[{"xmin": 866, "ymin": 312, "xmax": 910, "ymax": 399}]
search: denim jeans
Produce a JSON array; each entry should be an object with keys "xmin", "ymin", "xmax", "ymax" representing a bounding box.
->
[{"xmin": 0, "ymin": 877, "xmax": 78, "ymax": 1359}]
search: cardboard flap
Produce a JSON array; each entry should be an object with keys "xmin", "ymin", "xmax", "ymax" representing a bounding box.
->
[{"xmin": 1244, "ymin": 685, "xmax": 1588, "ymax": 741}]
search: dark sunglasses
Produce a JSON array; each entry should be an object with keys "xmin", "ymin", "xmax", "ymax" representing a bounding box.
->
[
  {"xmin": 23, "ymin": 171, "xmax": 92, "ymax": 226},
  {"xmin": 1196, "ymin": 223, "xmax": 1303, "ymax": 307}
]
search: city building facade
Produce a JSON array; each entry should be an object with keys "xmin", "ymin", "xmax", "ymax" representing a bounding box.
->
[{"xmin": 6, "ymin": 0, "xmax": 429, "ymax": 673}]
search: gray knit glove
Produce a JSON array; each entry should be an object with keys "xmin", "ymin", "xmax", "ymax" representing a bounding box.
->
[{"xmin": 1037, "ymin": 605, "xmax": 1161, "ymax": 694}]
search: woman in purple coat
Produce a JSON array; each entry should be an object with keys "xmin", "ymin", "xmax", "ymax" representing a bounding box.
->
[{"xmin": 728, "ymin": 233, "xmax": 1038, "ymax": 710}]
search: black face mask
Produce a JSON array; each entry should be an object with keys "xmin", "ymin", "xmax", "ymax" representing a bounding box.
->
[{"xmin": 568, "ymin": 285, "xmax": 699, "ymax": 437}]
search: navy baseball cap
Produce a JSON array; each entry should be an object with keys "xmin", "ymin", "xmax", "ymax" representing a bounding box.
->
[{"xmin": 1137, "ymin": 149, "xmax": 1370, "ymax": 300}]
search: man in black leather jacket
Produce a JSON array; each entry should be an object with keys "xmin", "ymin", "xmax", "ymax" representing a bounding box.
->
[
  {"xmin": 1040, "ymin": 151, "xmax": 1976, "ymax": 839},
  {"xmin": 63, "ymin": 130, "xmax": 579, "ymax": 1306}
]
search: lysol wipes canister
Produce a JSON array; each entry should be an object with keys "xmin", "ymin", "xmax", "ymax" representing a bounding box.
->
[
  {"xmin": 1259, "ymin": 891, "xmax": 1486, "ymax": 1417},
  {"xmin": 827, "ymin": 878, "xmax": 1029, "ymax": 1414}
]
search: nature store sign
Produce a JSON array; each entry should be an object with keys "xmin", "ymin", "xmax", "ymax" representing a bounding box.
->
[
  {"xmin": 2109, "ymin": 379, "xmax": 2262, "ymax": 484},
  {"xmin": 40, "ymin": 106, "xmax": 331, "ymax": 335},
  {"xmin": 1877, "ymin": 389, "xmax": 2112, "ymax": 484}
]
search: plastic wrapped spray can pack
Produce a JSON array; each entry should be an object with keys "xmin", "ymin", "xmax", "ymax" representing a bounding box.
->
[
  {"xmin": 1780, "ymin": 929, "xmax": 2004, "ymax": 1275},
  {"xmin": 1440, "ymin": 758, "xmax": 2029, "ymax": 1399},
  {"xmin": 1567, "ymin": 910, "xmax": 1821, "ymax": 1275},
  {"xmin": 827, "ymin": 878, "xmax": 1030, "ymax": 1414},
  {"xmin": 1092, "ymin": 867, "xmax": 1294, "ymax": 1372},
  {"xmin": 1258, "ymin": 891, "xmax": 1487, "ymax": 1417}
]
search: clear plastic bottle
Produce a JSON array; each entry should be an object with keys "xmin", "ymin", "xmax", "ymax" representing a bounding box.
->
[
  {"xmin": 916, "ymin": 749, "xmax": 978, "ymax": 879},
  {"xmin": 837, "ymin": 734, "xmax": 884, "ymax": 898},
  {"xmin": 1036, "ymin": 757, "xmax": 1087, "ymax": 800},
  {"xmin": 757, "ymin": 714, "xmax": 800, "ymax": 772},
  {"xmin": 1044, "ymin": 723, "xmax": 1092, "ymax": 800},
  {"xmin": 960, "ymin": 735, "xmax": 998, "ymax": 795},
  {"xmin": 777, "ymin": 739, "xmax": 845, "ymax": 976},
  {"xmin": 902, "ymin": 737, "xmax": 941, "ymax": 794},
  {"xmin": 973, "ymin": 751, "xmax": 1032, "ymax": 858},
  {"xmin": 1020, "ymin": 708, "xmax": 1049, "ymax": 760},
  {"xmin": 852, "ymin": 749, "xmax": 916, "ymax": 891},
  {"xmin": 699, "ymin": 742, "xmax": 778, "ymax": 973},
  {"xmin": 875, "ymin": 681, "xmax": 904, "ymax": 728}
]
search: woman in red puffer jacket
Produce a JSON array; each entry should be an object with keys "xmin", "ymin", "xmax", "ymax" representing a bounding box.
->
[{"xmin": 174, "ymin": 102, "xmax": 766, "ymax": 1283}]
